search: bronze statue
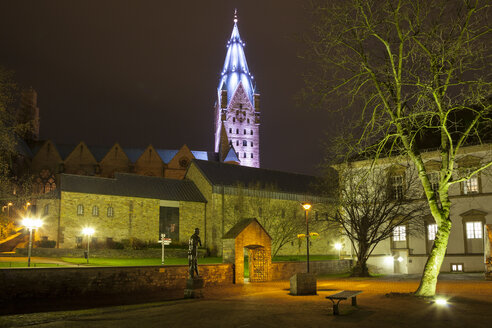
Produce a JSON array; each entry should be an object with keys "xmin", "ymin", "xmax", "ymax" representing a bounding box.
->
[{"xmin": 188, "ymin": 228, "xmax": 202, "ymax": 278}]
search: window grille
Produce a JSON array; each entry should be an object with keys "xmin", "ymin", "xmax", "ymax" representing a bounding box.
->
[
  {"xmin": 466, "ymin": 221, "xmax": 482, "ymax": 239},
  {"xmin": 393, "ymin": 225, "xmax": 406, "ymax": 241}
]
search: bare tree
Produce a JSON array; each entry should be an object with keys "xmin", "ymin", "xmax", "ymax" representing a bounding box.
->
[
  {"xmin": 304, "ymin": 0, "xmax": 491, "ymax": 295},
  {"xmin": 324, "ymin": 163, "xmax": 424, "ymax": 276}
]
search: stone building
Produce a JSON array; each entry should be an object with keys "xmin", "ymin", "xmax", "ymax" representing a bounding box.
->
[
  {"xmin": 35, "ymin": 160, "xmax": 335, "ymax": 257},
  {"xmin": 214, "ymin": 12, "xmax": 260, "ymax": 168},
  {"xmin": 342, "ymin": 143, "xmax": 492, "ymax": 274},
  {"xmin": 37, "ymin": 173, "xmax": 206, "ymax": 248}
]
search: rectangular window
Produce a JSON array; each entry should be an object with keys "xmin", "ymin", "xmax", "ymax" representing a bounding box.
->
[
  {"xmin": 391, "ymin": 176, "xmax": 404, "ymax": 200},
  {"xmin": 44, "ymin": 204, "xmax": 50, "ymax": 215},
  {"xmin": 466, "ymin": 221, "xmax": 482, "ymax": 239},
  {"xmin": 463, "ymin": 176, "xmax": 479, "ymax": 194},
  {"xmin": 159, "ymin": 207, "xmax": 179, "ymax": 241},
  {"xmin": 451, "ymin": 263, "xmax": 463, "ymax": 272},
  {"xmin": 427, "ymin": 224, "xmax": 437, "ymax": 241},
  {"xmin": 77, "ymin": 204, "xmax": 84, "ymax": 216},
  {"xmin": 107, "ymin": 206, "xmax": 114, "ymax": 217},
  {"xmin": 76, "ymin": 236, "xmax": 83, "ymax": 245},
  {"xmin": 429, "ymin": 172, "xmax": 439, "ymax": 194},
  {"xmin": 393, "ymin": 225, "xmax": 406, "ymax": 241}
]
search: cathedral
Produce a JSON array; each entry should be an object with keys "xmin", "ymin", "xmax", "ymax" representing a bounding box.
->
[{"xmin": 22, "ymin": 12, "xmax": 259, "ymax": 192}]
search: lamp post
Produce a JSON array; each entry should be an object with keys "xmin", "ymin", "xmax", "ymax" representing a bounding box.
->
[
  {"xmin": 82, "ymin": 227, "xmax": 95, "ymax": 264},
  {"xmin": 301, "ymin": 202, "xmax": 312, "ymax": 273},
  {"xmin": 334, "ymin": 243, "xmax": 342, "ymax": 260},
  {"xmin": 22, "ymin": 217, "xmax": 43, "ymax": 267}
]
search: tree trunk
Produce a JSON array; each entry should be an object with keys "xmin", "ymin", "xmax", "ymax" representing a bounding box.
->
[
  {"xmin": 415, "ymin": 218, "xmax": 452, "ymax": 296},
  {"xmin": 352, "ymin": 244, "xmax": 370, "ymax": 277}
]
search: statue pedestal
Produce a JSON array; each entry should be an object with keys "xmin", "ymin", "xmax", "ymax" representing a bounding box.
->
[
  {"xmin": 290, "ymin": 273, "xmax": 317, "ymax": 295},
  {"xmin": 184, "ymin": 277, "xmax": 204, "ymax": 298}
]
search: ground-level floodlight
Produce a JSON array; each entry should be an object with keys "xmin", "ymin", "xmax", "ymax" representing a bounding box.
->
[
  {"xmin": 82, "ymin": 227, "xmax": 95, "ymax": 264},
  {"xmin": 301, "ymin": 202, "xmax": 312, "ymax": 273},
  {"xmin": 334, "ymin": 243, "xmax": 342, "ymax": 260},
  {"xmin": 22, "ymin": 217, "xmax": 43, "ymax": 267}
]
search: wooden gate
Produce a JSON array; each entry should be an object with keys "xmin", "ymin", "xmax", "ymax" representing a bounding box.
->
[{"xmin": 249, "ymin": 247, "xmax": 268, "ymax": 282}]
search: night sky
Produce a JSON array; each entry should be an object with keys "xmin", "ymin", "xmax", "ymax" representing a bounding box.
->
[{"xmin": 0, "ymin": 1, "xmax": 337, "ymax": 175}]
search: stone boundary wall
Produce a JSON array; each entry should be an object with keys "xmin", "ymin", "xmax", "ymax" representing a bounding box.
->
[
  {"xmin": 270, "ymin": 260, "xmax": 352, "ymax": 280},
  {"xmin": 0, "ymin": 263, "xmax": 232, "ymax": 306},
  {"xmin": 14, "ymin": 247, "xmax": 207, "ymax": 258}
]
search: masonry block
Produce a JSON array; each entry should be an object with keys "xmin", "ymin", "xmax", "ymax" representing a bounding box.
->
[{"xmin": 290, "ymin": 273, "xmax": 317, "ymax": 295}]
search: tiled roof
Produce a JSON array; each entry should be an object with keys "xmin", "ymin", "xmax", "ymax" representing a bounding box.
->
[
  {"xmin": 223, "ymin": 218, "xmax": 271, "ymax": 239},
  {"xmin": 59, "ymin": 173, "xmax": 206, "ymax": 203},
  {"xmin": 190, "ymin": 160, "xmax": 320, "ymax": 195}
]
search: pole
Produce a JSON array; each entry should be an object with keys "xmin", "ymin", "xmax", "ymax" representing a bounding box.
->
[
  {"xmin": 87, "ymin": 234, "xmax": 90, "ymax": 264},
  {"xmin": 27, "ymin": 228, "xmax": 33, "ymax": 267},
  {"xmin": 305, "ymin": 209, "xmax": 310, "ymax": 273},
  {"xmin": 161, "ymin": 233, "xmax": 165, "ymax": 265}
]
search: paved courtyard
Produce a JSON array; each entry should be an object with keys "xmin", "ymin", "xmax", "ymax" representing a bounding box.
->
[{"xmin": 1, "ymin": 274, "xmax": 491, "ymax": 328}]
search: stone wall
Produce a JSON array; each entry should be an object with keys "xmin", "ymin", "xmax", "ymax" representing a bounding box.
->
[
  {"xmin": 0, "ymin": 263, "xmax": 233, "ymax": 307},
  {"xmin": 270, "ymin": 260, "xmax": 352, "ymax": 280}
]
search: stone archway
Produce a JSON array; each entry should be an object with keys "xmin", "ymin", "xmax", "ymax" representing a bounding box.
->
[{"xmin": 222, "ymin": 218, "xmax": 272, "ymax": 284}]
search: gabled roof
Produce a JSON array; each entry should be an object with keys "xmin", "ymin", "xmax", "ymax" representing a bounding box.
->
[
  {"xmin": 223, "ymin": 146, "xmax": 240, "ymax": 163},
  {"xmin": 190, "ymin": 160, "xmax": 320, "ymax": 195},
  {"xmin": 59, "ymin": 173, "xmax": 206, "ymax": 202},
  {"xmin": 223, "ymin": 218, "xmax": 272, "ymax": 240},
  {"xmin": 217, "ymin": 11, "xmax": 255, "ymax": 105}
]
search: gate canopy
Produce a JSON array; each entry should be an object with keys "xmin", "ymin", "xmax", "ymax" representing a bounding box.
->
[{"xmin": 222, "ymin": 218, "xmax": 272, "ymax": 284}]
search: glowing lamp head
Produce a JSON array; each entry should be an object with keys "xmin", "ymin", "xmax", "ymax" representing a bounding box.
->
[
  {"xmin": 22, "ymin": 217, "xmax": 43, "ymax": 229},
  {"xmin": 384, "ymin": 256, "xmax": 394, "ymax": 265},
  {"xmin": 397, "ymin": 256, "xmax": 404, "ymax": 263},
  {"xmin": 334, "ymin": 243, "xmax": 342, "ymax": 250},
  {"xmin": 82, "ymin": 227, "xmax": 95, "ymax": 236},
  {"xmin": 26, "ymin": 202, "xmax": 31, "ymax": 206},
  {"xmin": 435, "ymin": 298, "xmax": 447, "ymax": 306},
  {"xmin": 301, "ymin": 203, "xmax": 312, "ymax": 211},
  {"xmin": 7, "ymin": 202, "xmax": 13, "ymax": 206}
]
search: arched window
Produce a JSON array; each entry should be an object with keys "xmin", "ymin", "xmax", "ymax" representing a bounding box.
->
[
  {"xmin": 250, "ymin": 130, "xmax": 253, "ymax": 135},
  {"xmin": 107, "ymin": 206, "xmax": 114, "ymax": 217},
  {"xmin": 77, "ymin": 204, "xmax": 84, "ymax": 216},
  {"xmin": 236, "ymin": 140, "xmax": 239, "ymax": 146},
  {"xmin": 247, "ymin": 119, "xmax": 250, "ymax": 123},
  {"xmin": 251, "ymin": 153, "xmax": 254, "ymax": 158},
  {"xmin": 250, "ymin": 142, "xmax": 253, "ymax": 147},
  {"xmin": 92, "ymin": 206, "xmax": 99, "ymax": 216},
  {"xmin": 243, "ymin": 129, "xmax": 246, "ymax": 134},
  {"xmin": 243, "ymin": 140, "xmax": 247, "ymax": 146},
  {"xmin": 229, "ymin": 128, "xmax": 232, "ymax": 133},
  {"xmin": 233, "ymin": 117, "xmax": 236, "ymax": 123},
  {"xmin": 236, "ymin": 129, "xmax": 239, "ymax": 134}
]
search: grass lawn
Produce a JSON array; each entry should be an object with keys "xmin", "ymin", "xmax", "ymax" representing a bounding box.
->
[
  {"xmin": 0, "ymin": 262, "xmax": 66, "ymax": 268},
  {"xmin": 60, "ymin": 257, "xmax": 223, "ymax": 266}
]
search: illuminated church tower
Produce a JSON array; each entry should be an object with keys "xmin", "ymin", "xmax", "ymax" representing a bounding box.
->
[{"xmin": 214, "ymin": 11, "xmax": 260, "ymax": 168}]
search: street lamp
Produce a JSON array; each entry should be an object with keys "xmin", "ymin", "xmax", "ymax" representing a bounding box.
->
[
  {"xmin": 22, "ymin": 217, "xmax": 43, "ymax": 267},
  {"xmin": 7, "ymin": 202, "xmax": 12, "ymax": 218},
  {"xmin": 301, "ymin": 202, "xmax": 312, "ymax": 273},
  {"xmin": 82, "ymin": 227, "xmax": 95, "ymax": 264},
  {"xmin": 334, "ymin": 243, "xmax": 342, "ymax": 260}
]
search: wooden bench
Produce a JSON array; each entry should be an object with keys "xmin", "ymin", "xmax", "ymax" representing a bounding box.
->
[{"xmin": 326, "ymin": 290, "xmax": 363, "ymax": 315}]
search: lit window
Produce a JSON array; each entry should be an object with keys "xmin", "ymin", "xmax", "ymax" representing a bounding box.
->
[
  {"xmin": 391, "ymin": 176, "xmax": 404, "ymax": 200},
  {"xmin": 463, "ymin": 175, "xmax": 479, "ymax": 194},
  {"xmin": 466, "ymin": 221, "xmax": 482, "ymax": 239},
  {"xmin": 451, "ymin": 264, "xmax": 463, "ymax": 272},
  {"xmin": 107, "ymin": 206, "xmax": 114, "ymax": 217},
  {"xmin": 92, "ymin": 206, "xmax": 99, "ymax": 217},
  {"xmin": 243, "ymin": 140, "xmax": 247, "ymax": 146},
  {"xmin": 44, "ymin": 204, "xmax": 49, "ymax": 215},
  {"xmin": 77, "ymin": 204, "xmax": 84, "ymax": 216},
  {"xmin": 393, "ymin": 225, "xmax": 406, "ymax": 241},
  {"xmin": 427, "ymin": 224, "xmax": 437, "ymax": 240}
]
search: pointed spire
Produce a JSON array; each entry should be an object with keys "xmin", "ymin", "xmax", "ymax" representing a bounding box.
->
[{"xmin": 217, "ymin": 9, "xmax": 255, "ymax": 105}]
